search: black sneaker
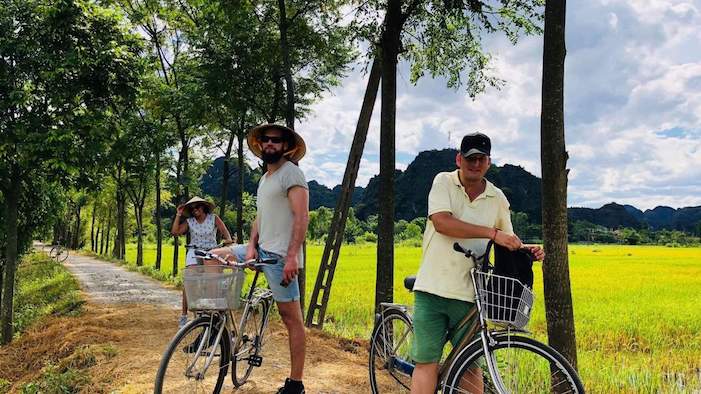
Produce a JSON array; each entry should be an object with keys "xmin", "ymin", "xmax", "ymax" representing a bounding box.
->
[{"xmin": 276, "ymin": 378, "xmax": 305, "ymax": 394}]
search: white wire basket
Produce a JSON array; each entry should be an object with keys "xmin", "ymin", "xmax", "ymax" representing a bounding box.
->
[
  {"xmin": 184, "ymin": 266, "xmax": 244, "ymax": 311},
  {"xmin": 472, "ymin": 270, "xmax": 534, "ymax": 329}
]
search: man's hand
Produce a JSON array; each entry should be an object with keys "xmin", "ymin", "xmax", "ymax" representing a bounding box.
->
[
  {"xmin": 494, "ymin": 230, "xmax": 522, "ymax": 251},
  {"xmin": 525, "ymin": 245, "xmax": 545, "ymax": 261},
  {"xmin": 282, "ymin": 254, "xmax": 299, "ymax": 285}
]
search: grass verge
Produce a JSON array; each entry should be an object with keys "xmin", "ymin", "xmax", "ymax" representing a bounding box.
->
[{"xmin": 13, "ymin": 252, "xmax": 83, "ymax": 337}]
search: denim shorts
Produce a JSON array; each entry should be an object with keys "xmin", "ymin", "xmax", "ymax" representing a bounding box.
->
[{"xmin": 228, "ymin": 244, "xmax": 300, "ymax": 303}]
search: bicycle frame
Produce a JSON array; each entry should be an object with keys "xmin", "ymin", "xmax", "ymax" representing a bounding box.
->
[
  {"xmin": 186, "ymin": 312, "xmax": 229, "ymax": 379},
  {"xmin": 374, "ymin": 258, "xmax": 530, "ymax": 392},
  {"xmin": 182, "ymin": 250, "xmax": 274, "ymax": 380}
]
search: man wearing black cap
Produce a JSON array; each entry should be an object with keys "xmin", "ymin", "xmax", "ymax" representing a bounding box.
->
[{"xmin": 409, "ymin": 132, "xmax": 544, "ymax": 393}]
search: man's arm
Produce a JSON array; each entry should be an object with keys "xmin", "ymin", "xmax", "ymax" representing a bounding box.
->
[
  {"xmin": 283, "ymin": 185, "xmax": 309, "ymax": 283},
  {"xmin": 430, "ymin": 212, "xmax": 522, "ymax": 250},
  {"xmin": 245, "ymin": 216, "xmax": 260, "ymax": 260}
]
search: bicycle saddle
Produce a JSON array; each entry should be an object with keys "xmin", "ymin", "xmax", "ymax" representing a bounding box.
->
[{"xmin": 403, "ymin": 276, "xmax": 416, "ymax": 291}]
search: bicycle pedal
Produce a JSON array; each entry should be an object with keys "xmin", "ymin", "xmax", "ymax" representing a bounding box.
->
[{"xmin": 248, "ymin": 355, "xmax": 263, "ymax": 367}]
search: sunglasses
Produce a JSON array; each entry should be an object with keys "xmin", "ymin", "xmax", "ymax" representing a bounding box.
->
[
  {"xmin": 191, "ymin": 204, "xmax": 204, "ymax": 210},
  {"xmin": 257, "ymin": 135, "xmax": 284, "ymax": 144}
]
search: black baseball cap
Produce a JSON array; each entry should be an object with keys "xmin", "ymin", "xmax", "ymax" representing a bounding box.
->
[{"xmin": 460, "ymin": 132, "xmax": 491, "ymax": 157}]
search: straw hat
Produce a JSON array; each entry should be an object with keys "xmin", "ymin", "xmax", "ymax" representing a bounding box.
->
[
  {"xmin": 182, "ymin": 196, "xmax": 215, "ymax": 217},
  {"xmin": 247, "ymin": 123, "xmax": 306, "ymax": 162}
]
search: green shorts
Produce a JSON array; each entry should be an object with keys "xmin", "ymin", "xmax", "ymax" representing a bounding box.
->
[{"xmin": 410, "ymin": 291, "xmax": 477, "ymax": 364}]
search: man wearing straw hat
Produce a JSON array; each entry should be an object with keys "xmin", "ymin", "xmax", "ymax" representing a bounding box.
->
[{"xmin": 213, "ymin": 123, "xmax": 309, "ymax": 394}]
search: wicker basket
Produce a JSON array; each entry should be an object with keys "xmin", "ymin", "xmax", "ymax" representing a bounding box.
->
[
  {"xmin": 184, "ymin": 266, "xmax": 244, "ymax": 310},
  {"xmin": 473, "ymin": 270, "xmax": 534, "ymax": 329}
]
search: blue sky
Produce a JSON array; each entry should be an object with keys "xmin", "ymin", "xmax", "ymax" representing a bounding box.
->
[{"xmin": 291, "ymin": 0, "xmax": 701, "ymax": 210}]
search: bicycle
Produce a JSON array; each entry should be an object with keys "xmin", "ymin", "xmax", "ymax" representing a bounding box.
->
[
  {"xmin": 368, "ymin": 241, "xmax": 585, "ymax": 393},
  {"xmin": 49, "ymin": 242, "xmax": 69, "ymax": 263},
  {"xmin": 154, "ymin": 247, "xmax": 276, "ymax": 393}
]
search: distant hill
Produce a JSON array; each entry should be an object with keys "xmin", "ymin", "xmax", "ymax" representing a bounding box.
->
[
  {"xmin": 200, "ymin": 158, "xmax": 364, "ymax": 210},
  {"xmin": 200, "ymin": 152, "xmax": 701, "ymax": 232},
  {"xmin": 569, "ymin": 203, "xmax": 643, "ymax": 229},
  {"xmin": 355, "ymin": 149, "xmax": 542, "ymax": 221},
  {"xmin": 200, "ymin": 157, "xmax": 260, "ymax": 204},
  {"xmin": 307, "ymin": 180, "xmax": 365, "ymax": 211}
]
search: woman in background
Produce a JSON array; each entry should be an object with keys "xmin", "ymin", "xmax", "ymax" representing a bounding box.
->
[{"xmin": 171, "ymin": 196, "xmax": 234, "ymax": 327}]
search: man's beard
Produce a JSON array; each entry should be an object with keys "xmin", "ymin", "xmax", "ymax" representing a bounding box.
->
[{"xmin": 262, "ymin": 150, "xmax": 284, "ymax": 164}]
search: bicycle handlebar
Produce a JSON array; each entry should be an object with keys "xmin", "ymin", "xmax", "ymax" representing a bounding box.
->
[
  {"xmin": 190, "ymin": 248, "xmax": 276, "ymax": 269},
  {"xmin": 453, "ymin": 242, "xmax": 535, "ymax": 270}
]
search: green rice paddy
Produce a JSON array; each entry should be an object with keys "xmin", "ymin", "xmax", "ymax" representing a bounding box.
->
[{"xmin": 121, "ymin": 242, "xmax": 701, "ymax": 393}]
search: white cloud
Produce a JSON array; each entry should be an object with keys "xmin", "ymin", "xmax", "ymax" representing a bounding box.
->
[{"xmin": 294, "ymin": 0, "xmax": 701, "ymax": 210}]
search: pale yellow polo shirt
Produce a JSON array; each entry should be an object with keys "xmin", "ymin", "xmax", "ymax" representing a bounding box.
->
[{"xmin": 413, "ymin": 170, "xmax": 513, "ymax": 302}]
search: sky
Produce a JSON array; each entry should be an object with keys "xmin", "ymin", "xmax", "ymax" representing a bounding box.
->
[{"xmin": 289, "ymin": 0, "xmax": 701, "ymax": 211}]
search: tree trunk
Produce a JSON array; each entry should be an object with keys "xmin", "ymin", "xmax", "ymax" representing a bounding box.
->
[
  {"xmin": 1, "ymin": 169, "xmax": 20, "ymax": 344},
  {"xmin": 540, "ymin": 0, "xmax": 577, "ymax": 369},
  {"xmin": 278, "ymin": 0, "xmax": 295, "ymax": 128},
  {"xmin": 219, "ymin": 127, "xmax": 236, "ymax": 220},
  {"xmin": 73, "ymin": 205, "xmax": 82, "ymax": 250},
  {"xmin": 103, "ymin": 205, "xmax": 113, "ymax": 255},
  {"xmin": 0, "ymin": 255, "xmax": 4, "ymax": 323},
  {"xmin": 134, "ymin": 202, "xmax": 144, "ymax": 266},
  {"xmin": 90, "ymin": 202, "xmax": 97, "ymax": 252},
  {"xmin": 155, "ymin": 151, "xmax": 162, "ymax": 270},
  {"xmin": 237, "ymin": 130, "xmax": 245, "ymax": 244},
  {"xmin": 172, "ymin": 149, "xmax": 183, "ymax": 277},
  {"xmin": 277, "ymin": 0, "xmax": 305, "ymax": 310},
  {"xmin": 113, "ymin": 191, "xmax": 126, "ymax": 260},
  {"xmin": 95, "ymin": 225, "xmax": 101, "ymax": 255},
  {"xmin": 375, "ymin": 0, "xmax": 402, "ymax": 312}
]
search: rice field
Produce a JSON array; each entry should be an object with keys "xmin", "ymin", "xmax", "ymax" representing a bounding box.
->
[{"xmin": 122, "ymin": 242, "xmax": 701, "ymax": 393}]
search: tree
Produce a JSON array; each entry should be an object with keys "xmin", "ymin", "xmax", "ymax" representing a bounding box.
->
[
  {"xmin": 349, "ymin": 0, "xmax": 544, "ymax": 310},
  {"xmin": 117, "ymin": 0, "xmax": 208, "ymax": 276},
  {"xmin": 0, "ymin": 0, "xmax": 143, "ymax": 343},
  {"xmin": 540, "ymin": 0, "xmax": 577, "ymax": 369},
  {"xmin": 184, "ymin": 0, "xmax": 283, "ymax": 244}
]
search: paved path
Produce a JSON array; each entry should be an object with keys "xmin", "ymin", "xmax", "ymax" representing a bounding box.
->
[{"xmin": 37, "ymin": 243, "xmax": 180, "ymax": 309}]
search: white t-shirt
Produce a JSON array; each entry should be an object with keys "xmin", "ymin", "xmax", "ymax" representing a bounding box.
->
[
  {"xmin": 256, "ymin": 160, "xmax": 308, "ymax": 266},
  {"xmin": 413, "ymin": 170, "xmax": 514, "ymax": 302}
]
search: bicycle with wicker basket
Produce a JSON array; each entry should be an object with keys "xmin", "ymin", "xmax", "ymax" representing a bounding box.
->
[
  {"xmin": 154, "ymin": 248, "xmax": 276, "ymax": 393},
  {"xmin": 368, "ymin": 241, "xmax": 585, "ymax": 393}
]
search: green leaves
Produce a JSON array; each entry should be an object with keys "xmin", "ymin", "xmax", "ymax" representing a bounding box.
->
[
  {"xmin": 349, "ymin": 0, "xmax": 544, "ymax": 96},
  {"xmin": 0, "ymin": 0, "xmax": 145, "ymax": 184}
]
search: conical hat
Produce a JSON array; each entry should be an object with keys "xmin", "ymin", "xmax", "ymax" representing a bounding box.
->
[
  {"xmin": 183, "ymin": 196, "xmax": 215, "ymax": 217},
  {"xmin": 247, "ymin": 124, "xmax": 306, "ymax": 162}
]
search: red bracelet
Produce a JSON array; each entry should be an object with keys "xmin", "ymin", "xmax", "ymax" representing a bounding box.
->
[{"xmin": 492, "ymin": 228, "xmax": 498, "ymax": 240}]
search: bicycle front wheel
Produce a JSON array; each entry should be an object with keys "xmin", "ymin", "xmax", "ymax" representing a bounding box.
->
[
  {"xmin": 154, "ymin": 315, "xmax": 230, "ymax": 393},
  {"xmin": 442, "ymin": 334, "xmax": 584, "ymax": 394},
  {"xmin": 231, "ymin": 298, "xmax": 269, "ymax": 387},
  {"xmin": 49, "ymin": 245, "xmax": 59, "ymax": 259},
  {"xmin": 369, "ymin": 309, "xmax": 414, "ymax": 394}
]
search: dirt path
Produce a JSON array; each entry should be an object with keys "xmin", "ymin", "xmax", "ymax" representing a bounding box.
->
[
  {"xmin": 61, "ymin": 252, "xmax": 181, "ymax": 308},
  {"xmin": 4, "ymin": 247, "xmax": 377, "ymax": 393}
]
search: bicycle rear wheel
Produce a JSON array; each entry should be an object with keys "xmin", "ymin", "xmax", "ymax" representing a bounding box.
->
[
  {"xmin": 442, "ymin": 334, "xmax": 584, "ymax": 394},
  {"xmin": 56, "ymin": 247, "xmax": 69, "ymax": 262},
  {"xmin": 231, "ymin": 298, "xmax": 269, "ymax": 387},
  {"xmin": 369, "ymin": 309, "xmax": 414, "ymax": 394},
  {"xmin": 155, "ymin": 315, "xmax": 230, "ymax": 393}
]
